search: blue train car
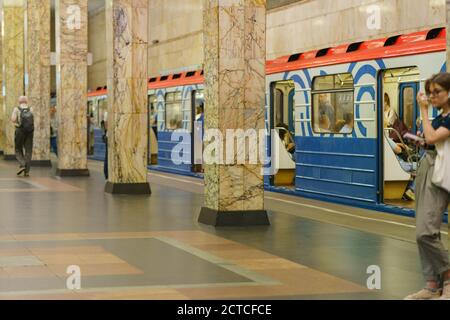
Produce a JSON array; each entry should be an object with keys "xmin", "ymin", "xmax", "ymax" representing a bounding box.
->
[{"xmin": 89, "ymin": 27, "xmax": 447, "ymax": 220}]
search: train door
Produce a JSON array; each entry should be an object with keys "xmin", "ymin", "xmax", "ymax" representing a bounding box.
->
[
  {"xmin": 148, "ymin": 95, "xmax": 158, "ymax": 165},
  {"xmin": 192, "ymin": 90, "xmax": 204, "ymax": 173},
  {"xmin": 269, "ymin": 80, "xmax": 296, "ymax": 187},
  {"xmin": 379, "ymin": 67, "xmax": 420, "ymax": 209}
]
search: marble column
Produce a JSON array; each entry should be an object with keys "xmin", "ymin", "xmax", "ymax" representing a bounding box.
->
[
  {"xmin": 0, "ymin": 18, "xmax": 3, "ymax": 156},
  {"xmin": 2, "ymin": 0, "xmax": 25, "ymax": 160},
  {"xmin": 104, "ymin": 0, "xmax": 151, "ymax": 195},
  {"xmin": 55, "ymin": 0, "xmax": 89, "ymax": 176},
  {"xmin": 198, "ymin": 0, "xmax": 269, "ymax": 226},
  {"xmin": 25, "ymin": 0, "xmax": 51, "ymax": 167}
]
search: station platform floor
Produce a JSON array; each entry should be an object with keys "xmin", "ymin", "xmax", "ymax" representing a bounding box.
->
[{"xmin": 0, "ymin": 158, "xmax": 447, "ymax": 300}]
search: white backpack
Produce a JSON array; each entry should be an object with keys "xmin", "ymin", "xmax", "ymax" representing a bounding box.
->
[{"xmin": 432, "ymin": 138, "xmax": 450, "ymax": 193}]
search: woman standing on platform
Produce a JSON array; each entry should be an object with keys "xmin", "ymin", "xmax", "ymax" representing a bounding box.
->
[{"xmin": 405, "ymin": 73, "xmax": 450, "ymax": 300}]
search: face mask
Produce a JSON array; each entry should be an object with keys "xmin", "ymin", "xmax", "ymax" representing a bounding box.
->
[{"xmin": 19, "ymin": 103, "xmax": 27, "ymax": 108}]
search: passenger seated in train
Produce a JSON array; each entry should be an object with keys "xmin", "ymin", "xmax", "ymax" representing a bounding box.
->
[
  {"xmin": 276, "ymin": 123, "xmax": 295, "ymax": 156},
  {"xmin": 318, "ymin": 93, "xmax": 336, "ymax": 131},
  {"xmin": 167, "ymin": 119, "xmax": 182, "ymax": 130},
  {"xmin": 389, "ymin": 117, "xmax": 410, "ymax": 143},
  {"xmin": 384, "ymin": 93, "xmax": 398, "ymax": 128},
  {"xmin": 385, "ymin": 135, "xmax": 417, "ymax": 201},
  {"xmin": 339, "ymin": 113, "xmax": 354, "ymax": 134},
  {"xmin": 317, "ymin": 112, "xmax": 332, "ymax": 133},
  {"xmin": 386, "ymin": 136, "xmax": 417, "ymax": 173}
]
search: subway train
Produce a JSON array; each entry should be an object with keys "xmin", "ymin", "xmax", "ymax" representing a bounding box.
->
[{"xmin": 87, "ymin": 27, "xmax": 447, "ymax": 219}]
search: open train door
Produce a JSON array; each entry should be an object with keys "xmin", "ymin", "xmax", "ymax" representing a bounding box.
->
[
  {"xmin": 269, "ymin": 80, "xmax": 296, "ymax": 187},
  {"xmin": 378, "ymin": 67, "xmax": 420, "ymax": 209}
]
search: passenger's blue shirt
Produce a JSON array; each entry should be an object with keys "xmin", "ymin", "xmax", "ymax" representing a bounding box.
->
[{"xmin": 432, "ymin": 112, "xmax": 450, "ymax": 131}]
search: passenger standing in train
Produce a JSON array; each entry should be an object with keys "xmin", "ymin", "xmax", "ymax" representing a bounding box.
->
[
  {"xmin": 318, "ymin": 94, "xmax": 336, "ymax": 131},
  {"xmin": 405, "ymin": 73, "xmax": 450, "ymax": 300},
  {"xmin": 50, "ymin": 106, "xmax": 58, "ymax": 155},
  {"xmin": 383, "ymin": 93, "xmax": 398, "ymax": 128},
  {"xmin": 11, "ymin": 96, "xmax": 34, "ymax": 177}
]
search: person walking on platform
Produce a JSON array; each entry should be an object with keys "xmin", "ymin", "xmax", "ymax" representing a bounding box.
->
[
  {"xmin": 50, "ymin": 106, "xmax": 58, "ymax": 155},
  {"xmin": 11, "ymin": 96, "xmax": 34, "ymax": 177},
  {"xmin": 405, "ymin": 73, "xmax": 450, "ymax": 300}
]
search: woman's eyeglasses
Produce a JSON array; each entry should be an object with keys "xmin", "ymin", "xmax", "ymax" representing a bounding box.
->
[{"xmin": 426, "ymin": 89, "xmax": 445, "ymax": 98}]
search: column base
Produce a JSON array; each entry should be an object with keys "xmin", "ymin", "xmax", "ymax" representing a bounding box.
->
[
  {"xmin": 198, "ymin": 207, "xmax": 270, "ymax": 227},
  {"xmin": 3, "ymin": 154, "xmax": 16, "ymax": 161},
  {"xmin": 55, "ymin": 169, "xmax": 90, "ymax": 177},
  {"xmin": 105, "ymin": 182, "xmax": 151, "ymax": 195},
  {"xmin": 31, "ymin": 160, "xmax": 52, "ymax": 167}
]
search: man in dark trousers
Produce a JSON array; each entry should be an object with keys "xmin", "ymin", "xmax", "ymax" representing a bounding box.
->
[{"xmin": 11, "ymin": 96, "xmax": 34, "ymax": 177}]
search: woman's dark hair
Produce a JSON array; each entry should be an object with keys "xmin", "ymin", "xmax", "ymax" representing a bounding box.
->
[
  {"xmin": 384, "ymin": 93, "xmax": 390, "ymax": 107},
  {"xmin": 425, "ymin": 72, "xmax": 450, "ymax": 95},
  {"xmin": 276, "ymin": 123, "xmax": 289, "ymax": 130}
]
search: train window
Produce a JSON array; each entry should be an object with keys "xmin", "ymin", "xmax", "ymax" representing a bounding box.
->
[
  {"xmin": 312, "ymin": 73, "xmax": 354, "ymax": 134},
  {"xmin": 165, "ymin": 91, "xmax": 183, "ymax": 131},
  {"xmin": 402, "ymin": 87, "xmax": 415, "ymax": 130},
  {"xmin": 274, "ymin": 89, "xmax": 284, "ymax": 126}
]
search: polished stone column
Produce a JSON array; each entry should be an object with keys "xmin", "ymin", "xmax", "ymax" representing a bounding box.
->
[
  {"xmin": 198, "ymin": 0, "xmax": 269, "ymax": 226},
  {"xmin": 104, "ymin": 0, "xmax": 151, "ymax": 195},
  {"xmin": 2, "ymin": 0, "xmax": 25, "ymax": 160},
  {"xmin": 55, "ymin": 0, "xmax": 89, "ymax": 176},
  {"xmin": 25, "ymin": 0, "xmax": 51, "ymax": 167},
  {"xmin": 0, "ymin": 19, "xmax": 3, "ymax": 156}
]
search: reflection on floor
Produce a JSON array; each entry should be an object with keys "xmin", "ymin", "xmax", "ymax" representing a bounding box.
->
[
  {"xmin": 0, "ymin": 158, "xmax": 447, "ymax": 300},
  {"xmin": 385, "ymin": 199, "xmax": 416, "ymax": 210}
]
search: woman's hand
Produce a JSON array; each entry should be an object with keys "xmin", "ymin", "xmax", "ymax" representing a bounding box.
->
[
  {"xmin": 417, "ymin": 92, "xmax": 430, "ymax": 112},
  {"xmin": 415, "ymin": 131, "xmax": 426, "ymax": 147}
]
